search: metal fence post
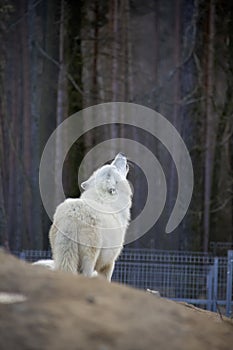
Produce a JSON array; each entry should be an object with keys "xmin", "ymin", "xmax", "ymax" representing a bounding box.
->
[
  {"xmin": 207, "ymin": 267, "xmax": 213, "ymax": 311},
  {"xmin": 19, "ymin": 251, "xmax": 26, "ymax": 260},
  {"xmin": 226, "ymin": 250, "xmax": 233, "ymax": 317},
  {"xmin": 212, "ymin": 257, "xmax": 218, "ymax": 312}
]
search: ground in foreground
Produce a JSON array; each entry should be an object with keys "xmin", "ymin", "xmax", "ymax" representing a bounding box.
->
[{"xmin": 0, "ymin": 249, "xmax": 232, "ymax": 350}]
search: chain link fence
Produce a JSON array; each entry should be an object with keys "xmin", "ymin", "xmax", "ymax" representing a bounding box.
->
[{"xmin": 14, "ymin": 248, "xmax": 233, "ymax": 317}]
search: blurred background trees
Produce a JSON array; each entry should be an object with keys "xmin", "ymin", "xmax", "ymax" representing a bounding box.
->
[{"xmin": 0, "ymin": 0, "xmax": 232, "ymax": 252}]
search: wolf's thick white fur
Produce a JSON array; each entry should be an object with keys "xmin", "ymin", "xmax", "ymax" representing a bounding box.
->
[
  {"xmin": 49, "ymin": 154, "xmax": 132, "ymax": 281},
  {"xmin": 32, "ymin": 259, "xmax": 54, "ymax": 270},
  {"xmin": 32, "ymin": 259, "xmax": 98, "ymax": 277}
]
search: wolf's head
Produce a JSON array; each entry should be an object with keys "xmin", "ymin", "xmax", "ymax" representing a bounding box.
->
[{"xmin": 81, "ymin": 153, "xmax": 131, "ymax": 201}]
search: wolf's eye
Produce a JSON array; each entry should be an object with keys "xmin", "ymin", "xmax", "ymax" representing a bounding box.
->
[{"xmin": 108, "ymin": 188, "xmax": 116, "ymax": 195}]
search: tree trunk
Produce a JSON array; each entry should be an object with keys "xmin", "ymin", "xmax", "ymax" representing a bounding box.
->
[
  {"xmin": 28, "ymin": 0, "xmax": 43, "ymax": 249},
  {"xmin": 55, "ymin": 0, "xmax": 68, "ymax": 206},
  {"xmin": 203, "ymin": 0, "xmax": 215, "ymax": 252},
  {"xmin": 0, "ymin": 89, "xmax": 7, "ymax": 248}
]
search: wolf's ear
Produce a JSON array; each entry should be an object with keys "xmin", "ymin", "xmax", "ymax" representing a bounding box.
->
[
  {"xmin": 81, "ymin": 179, "xmax": 90, "ymax": 190},
  {"xmin": 81, "ymin": 181, "xmax": 87, "ymax": 190}
]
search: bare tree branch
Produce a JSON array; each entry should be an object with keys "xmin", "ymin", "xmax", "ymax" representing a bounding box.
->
[
  {"xmin": 7, "ymin": 0, "xmax": 43, "ymax": 31},
  {"xmin": 211, "ymin": 196, "xmax": 233, "ymax": 213},
  {"xmin": 36, "ymin": 42, "xmax": 84, "ymax": 96}
]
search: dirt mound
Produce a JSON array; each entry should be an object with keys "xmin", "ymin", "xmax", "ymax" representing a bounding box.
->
[{"xmin": 0, "ymin": 249, "xmax": 232, "ymax": 350}]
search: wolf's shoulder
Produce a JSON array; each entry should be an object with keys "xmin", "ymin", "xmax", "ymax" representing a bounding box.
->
[{"xmin": 54, "ymin": 197, "xmax": 98, "ymax": 224}]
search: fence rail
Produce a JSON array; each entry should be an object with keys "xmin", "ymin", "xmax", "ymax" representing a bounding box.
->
[
  {"xmin": 210, "ymin": 241, "xmax": 233, "ymax": 255},
  {"xmin": 14, "ymin": 248, "xmax": 233, "ymax": 317}
]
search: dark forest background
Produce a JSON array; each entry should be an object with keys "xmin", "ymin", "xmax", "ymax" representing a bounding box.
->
[{"xmin": 0, "ymin": 0, "xmax": 233, "ymax": 252}]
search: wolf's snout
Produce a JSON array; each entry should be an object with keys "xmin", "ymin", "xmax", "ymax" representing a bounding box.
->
[
  {"xmin": 111, "ymin": 153, "xmax": 128, "ymax": 176},
  {"xmin": 113, "ymin": 153, "xmax": 127, "ymax": 163},
  {"xmin": 117, "ymin": 152, "xmax": 126, "ymax": 158}
]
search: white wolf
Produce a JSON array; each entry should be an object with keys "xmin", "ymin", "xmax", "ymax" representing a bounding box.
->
[{"xmin": 49, "ymin": 153, "xmax": 132, "ymax": 281}]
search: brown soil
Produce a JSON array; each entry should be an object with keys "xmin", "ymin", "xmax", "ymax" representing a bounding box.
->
[{"xmin": 0, "ymin": 249, "xmax": 232, "ymax": 350}]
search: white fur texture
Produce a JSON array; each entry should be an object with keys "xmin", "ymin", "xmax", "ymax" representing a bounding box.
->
[
  {"xmin": 49, "ymin": 154, "xmax": 132, "ymax": 281},
  {"xmin": 32, "ymin": 259, "xmax": 98, "ymax": 277},
  {"xmin": 32, "ymin": 259, "xmax": 55, "ymax": 270}
]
